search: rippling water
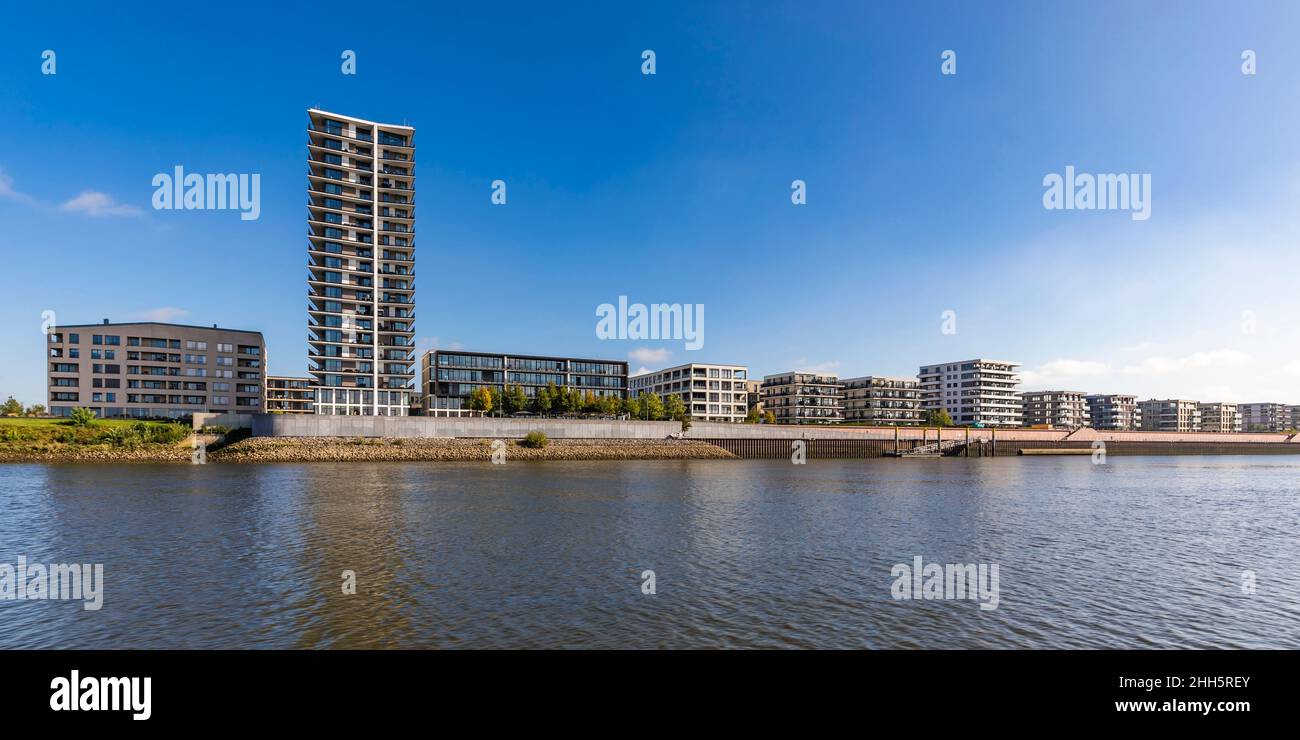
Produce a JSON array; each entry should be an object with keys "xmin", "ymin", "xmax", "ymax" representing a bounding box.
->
[{"xmin": 1, "ymin": 457, "xmax": 1297, "ymax": 649}]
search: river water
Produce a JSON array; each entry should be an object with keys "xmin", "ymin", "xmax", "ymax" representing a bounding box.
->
[{"xmin": 1, "ymin": 457, "xmax": 1297, "ymax": 649}]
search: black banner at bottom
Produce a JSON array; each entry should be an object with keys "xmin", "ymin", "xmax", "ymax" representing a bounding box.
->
[{"xmin": 0, "ymin": 649, "xmax": 1286, "ymax": 728}]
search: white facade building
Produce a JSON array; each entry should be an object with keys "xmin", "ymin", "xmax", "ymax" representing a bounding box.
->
[{"xmin": 918, "ymin": 359, "xmax": 1022, "ymax": 426}]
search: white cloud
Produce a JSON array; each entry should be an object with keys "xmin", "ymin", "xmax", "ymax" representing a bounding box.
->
[
  {"xmin": 1121, "ymin": 349, "xmax": 1250, "ymax": 376},
  {"xmin": 0, "ymin": 171, "xmax": 35, "ymax": 204},
  {"xmin": 60, "ymin": 191, "xmax": 142, "ymax": 217},
  {"xmin": 1021, "ymin": 359, "xmax": 1110, "ymax": 389},
  {"xmin": 629, "ymin": 347, "xmax": 672, "ymax": 364},
  {"xmin": 631, "ymin": 366, "xmax": 652, "ymax": 377},
  {"xmin": 790, "ymin": 358, "xmax": 841, "ymax": 375},
  {"xmin": 138, "ymin": 307, "xmax": 190, "ymax": 322}
]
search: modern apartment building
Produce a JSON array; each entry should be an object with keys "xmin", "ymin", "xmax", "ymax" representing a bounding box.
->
[
  {"xmin": 46, "ymin": 321, "xmax": 265, "ymax": 419},
  {"xmin": 628, "ymin": 363, "xmax": 749, "ymax": 422},
  {"xmin": 745, "ymin": 380, "xmax": 764, "ymax": 415},
  {"xmin": 841, "ymin": 376, "xmax": 924, "ymax": 425},
  {"xmin": 1021, "ymin": 390, "xmax": 1090, "ymax": 428},
  {"xmin": 1085, "ymin": 394, "xmax": 1141, "ymax": 430},
  {"xmin": 1138, "ymin": 399, "xmax": 1201, "ymax": 432},
  {"xmin": 1289, "ymin": 405, "xmax": 1300, "ymax": 432},
  {"xmin": 760, "ymin": 372, "xmax": 844, "ymax": 424},
  {"xmin": 265, "ymin": 376, "xmax": 316, "ymax": 414},
  {"xmin": 1197, "ymin": 402, "xmax": 1241, "ymax": 433},
  {"xmin": 307, "ymin": 109, "xmax": 416, "ymax": 416},
  {"xmin": 422, "ymin": 350, "xmax": 628, "ymax": 413},
  {"xmin": 918, "ymin": 359, "xmax": 1022, "ymax": 426},
  {"xmin": 1239, "ymin": 402, "xmax": 1292, "ymax": 432}
]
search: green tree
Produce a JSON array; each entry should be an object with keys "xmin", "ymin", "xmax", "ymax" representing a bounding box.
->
[
  {"xmin": 927, "ymin": 409, "xmax": 954, "ymax": 427},
  {"xmin": 562, "ymin": 387, "xmax": 583, "ymax": 415},
  {"xmin": 0, "ymin": 396, "xmax": 22, "ymax": 416},
  {"xmin": 745, "ymin": 407, "xmax": 760, "ymax": 424},
  {"xmin": 503, "ymin": 384, "xmax": 528, "ymax": 415},
  {"xmin": 599, "ymin": 394, "xmax": 622, "ymax": 416},
  {"xmin": 25, "ymin": 404, "xmax": 46, "ymax": 417},
  {"xmin": 489, "ymin": 387, "xmax": 503, "ymax": 415},
  {"xmin": 535, "ymin": 383, "xmax": 555, "ymax": 415},
  {"xmin": 641, "ymin": 392, "xmax": 665, "ymax": 421},
  {"xmin": 69, "ymin": 407, "xmax": 97, "ymax": 427},
  {"xmin": 623, "ymin": 395, "xmax": 642, "ymax": 418},
  {"xmin": 465, "ymin": 386, "xmax": 494, "ymax": 413},
  {"xmin": 763, "ymin": 411, "xmax": 777, "ymax": 425},
  {"xmin": 664, "ymin": 394, "xmax": 687, "ymax": 421},
  {"xmin": 582, "ymin": 391, "xmax": 601, "ymax": 414}
]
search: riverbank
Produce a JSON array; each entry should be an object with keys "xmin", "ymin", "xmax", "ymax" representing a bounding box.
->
[{"xmin": 0, "ymin": 436, "xmax": 738, "ymax": 463}]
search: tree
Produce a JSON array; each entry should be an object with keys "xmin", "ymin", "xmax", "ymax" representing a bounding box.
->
[
  {"xmin": 640, "ymin": 392, "xmax": 665, "ymax": 421},
  {"xmin": 535, "ymin": 383, "xmax": 555, "ymax": 415},
  {"xmin": 489, "ymin": 387, "xmax": 503, "ymax": 416},
  {"xmin": 465, "ymin": 386, "xmax": 494, "ymax": 413},
  {"xmin": 562, "ymin": 387, "xmax": 583, "ymax": 415},
  {"xmin": 664, "ymin": 394, "xmax": 687, "ymax": 421},
  {"xmin": 745, "ymin": 407, "xmax": 760, "ymax": 424},
  {"xmin": 69, "ymin": 407, "xmax": 97, "ymax": 427},
  {"xmin": 503, "ymin": 384, "xmax": 528, "ymax": 415},
  {"xmin": 1, "ymin": 396, "xmax": 21, "ymax": 416},
  {"xmin": 582, "ymin": 391, "xmax": 601, "ymax": 414},
  {"xmin": 600, "ymin": 394, "xmax": 622, "ymax": 416},
  {"xmin": 25, "ymin": 404, "xmax": 46, "ymax": 417},
  {"xmin": 623, "ymin": 395, "xmax": 642, "ymax": 418},
  {"xmin": 927, "ymin": 409, "xmax": 954, "ymax": 427},
  {"xmin": 763, "ymin": 411, "xmax": 777, "ymax": 425}
]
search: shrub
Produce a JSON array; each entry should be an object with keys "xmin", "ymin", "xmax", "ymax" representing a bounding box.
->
[
  {"xmin": 69, "ymin": 407, "xmax": 97, "ymax": 427},
  {"xmin": 518, "ymin": 431, "xmax": 548, "ymax": 449},
  {"xmin": 201, "ymin": 424, "xmax": 232, "ymax": 435}
]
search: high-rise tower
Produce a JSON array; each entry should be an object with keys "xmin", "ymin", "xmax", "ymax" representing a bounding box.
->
[{"xmin": 306, "ymin": 109, "xmax": 415, "ymax": 415}]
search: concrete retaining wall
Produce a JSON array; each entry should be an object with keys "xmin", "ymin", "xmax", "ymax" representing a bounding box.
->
[
  {"xmin": 253, "ymin": 414, "xmax": 681, "ymax": 439},
  {"xmin": 192, "ymin": 412, "xmax": 254, "ymax": 431}
]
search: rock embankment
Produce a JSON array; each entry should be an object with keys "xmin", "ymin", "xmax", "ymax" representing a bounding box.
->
[{"xmin": 209, "ymin": 437, "xmax": 737, "ymax": 462}]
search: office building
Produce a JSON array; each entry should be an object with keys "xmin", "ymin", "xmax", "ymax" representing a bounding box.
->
[
  {"xmin": 307, "ymin": 109, "xmax": 416, "ymax": 416},
  {"xmin": 46, "ymin": 320, "xmax": 264, "ymax": 419},
  {"xmin": 841, "ymin": 376, "xmax": 924, "ymax": 425},
  {"xmin": 1197, "ymin": 402, "xmax": 1241, "ymax": 433},
  {"xmin": 918, "ymin": 359, "xmax": 1022, "ymax": 426},
  {"xmin": 1021, "ymin": 390, "xmax": 1090, "ymax": 428},
  {"xmin": 1138, "ymin": 399, "xmax": 1201, "ymax": 432},
  {"xmin": 422, "ymin": 349, "xmax": 627, "ymax": 413},
  {"xmin": 1084, "ymin": 394, "xmax": 1141, "ymax": 430},
  {"xmin": 760, "ymin": 372, "xmax": 844, "ymax": 424},
  {"xmin": 265, "ymin": 376, "xmax": 316, "ymax": 414},
  {"xmin": 628, "ymin": 363, "xmax": 749, "ymax": 422}
]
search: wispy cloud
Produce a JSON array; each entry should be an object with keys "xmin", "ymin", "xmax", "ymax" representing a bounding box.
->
[
  {"xmin": 629, "ymin": 347, "xmax": 672, "ymax": 364},
  {"xmin": 1021, "ymin": 359, "xmax": 1110, "ymax": 389},
  {"xmin": 1121, "ymin": 349, "xmax": 1250, "ymax": 376},
  {"xmin": 790, "ymin": 358, "xmax": 841, "ymax": 375},
  {"xmin": 0, "ymin": 171, "xmax": 35, "ymax": 205},
  {"xmin": 137, "ymin": 307, "xmax": 190, "ymax": 322},
  {"xmin": 60, "ymin": 191, "xmax": 142, "ymax": 217}
]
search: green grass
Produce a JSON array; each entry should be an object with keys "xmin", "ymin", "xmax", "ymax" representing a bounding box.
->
[
  {"xmin": 0, "ymin": 417, "xmax": 142, "ymax": 430},
  {"xmin": 0, "ymin": 417, "xmax": 192, "ymax": 450}
]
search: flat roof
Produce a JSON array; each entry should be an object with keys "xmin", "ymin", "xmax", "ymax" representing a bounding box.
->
[
  {"xmin": 54, "ymin": 321, "xmax": 263, "ymax": 336},
  {"xmin": 424, "ymin": 348, "xmax": 628, "ymax": 366}
]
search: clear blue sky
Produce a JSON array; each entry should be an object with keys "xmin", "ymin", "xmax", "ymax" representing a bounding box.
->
[{"xmin": 3, "ymin": 1, "xmax": 1300, "ymax": 406}]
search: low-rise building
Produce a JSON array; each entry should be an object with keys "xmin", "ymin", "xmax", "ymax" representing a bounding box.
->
[
  {"xmin": 1197, "ymin": 402, "xmax": 1241, "ymax": 433},
  {"xmin": 628, "ymin": 363, "xmax": 749, "ymax": 422},
  {"xmin": 918, "ymin": 359, "xmax": 1022, "ymax": 426},
  {"xmin": 1240, "ymin": 402, "xmax": 1292, "ymax": 432},
  {"xmin": 421, "ymin": 349, "xmax": 627, "ymax": 413},
  {"xmin": 760, "ymin": 372, "xmax": 843, "ymax": 424},
  {"xmin": 46, "ymin": 320, "xmax": 265, "ymax": 419},
  {"xmin": 266, "ymin": 376, "xmax": 316, "ymax": 414},
  {"xmin": 1138, "ymin": 399, "xmax": 1201, "ymax": 432},
  {"xmin": 1021, "ymin": 390, "xmax": 1090, "ymax": 428},
  {"xmin": 841, "ymin": 376, "xmax": 924, "ymax": 425},
  {"xmin": 1084, "ymin": 394, "xmax": 1141, "ymax": 430},
  {"xmin": 745, "ymin": 380, "xmax": 764, "ymax": 416}
]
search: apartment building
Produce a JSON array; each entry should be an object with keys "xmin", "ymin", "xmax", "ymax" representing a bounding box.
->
[
  {"xmin": 46, "ymin": 321, "xmax": 264, "ymax": 419},
  {"xmin": 1021, "ymin": 390, "xmax": 1090, "ymax": 428},
  {"xmin": 265, "ymin": 376, "xmax": 316, "ymax": 414},
  {"xmin": 1138, "ymin": 399, "xmax": 1201, "ymax": 432},
  {"xmin": 1197, "ymin": 402, "xmax": 1241, "ymax": 433},
  {"xmin": 422, "ymin": 350, "xmax": 627, "ymax": 413},
  {"xmin": 745, "ymin": 380, "xmax": 764, "ymax": 415},
  {"xmin": 841, "ymin": 376, "xmax": 924, "ymax": 425},
  {"xmin": 1084, "ymin": 394, "xmax": 1141, "ymax": 430},
  {"xmin": 307, "ymin": 109, "xmax": 416, "ymax": 416},
  {"xmin": 918, "ymin": 359, "xmax": 1022, "ymax": 426},
  {"xmin": 1289, "ymin": 405, "xmax": 1300, "ymax": 431},
  {"xmin": 760, "ymin": 372, "xmax": 844, "ymax": 424},
  {"xmin": 1239, "ymin": 402, "xmax": 1292, "ymax": 432},
  {"xmin": 628, "ymin": 363, "xmax": 749, "ymax": 422}
]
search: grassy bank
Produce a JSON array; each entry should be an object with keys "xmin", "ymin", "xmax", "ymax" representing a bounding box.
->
[{"xmin": 0, "ymin": 417, "xmax": 195, "ymax": 462}]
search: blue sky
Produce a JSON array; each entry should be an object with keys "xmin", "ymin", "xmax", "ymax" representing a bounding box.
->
[{"xmin": 3, "ymin": 1, "xmax": 1300, "ymax": 406}]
